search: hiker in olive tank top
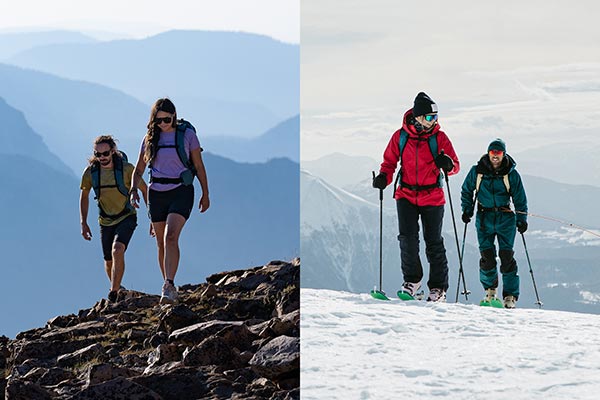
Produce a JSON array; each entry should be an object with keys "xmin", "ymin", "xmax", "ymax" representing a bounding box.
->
[
  {"xmin": 79, "ymin": 135, "xmax": 150, "ymax": 303},
  {"xmin": 130, "ymin": 98, "xmax": 210, "ymax": 305},
  {"xmin": 461, "ymin": 138, "xmax": 528, "ymax": 309}
]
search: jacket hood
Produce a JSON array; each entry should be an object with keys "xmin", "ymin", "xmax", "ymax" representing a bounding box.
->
[
  {"xmin": 476, "ymin": 153, "xmax": 517, "ymax": 176},
  {"xmin": 402, "ymin": 109, "xmax": 440, "ymax": 138}
]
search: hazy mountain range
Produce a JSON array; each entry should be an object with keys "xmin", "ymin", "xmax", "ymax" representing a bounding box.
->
[{"xmin": 6, "ymin": 30, "xmax": 299, "ymax": 138}]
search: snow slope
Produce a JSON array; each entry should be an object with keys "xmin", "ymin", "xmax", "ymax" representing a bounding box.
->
[{"xmin": 301, "ymin": 288, "xmax": 600, "ymax": 400}]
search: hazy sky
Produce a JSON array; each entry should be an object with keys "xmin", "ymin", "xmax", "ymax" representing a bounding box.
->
[
  {"xmin": 301, "ymin": 0, "xmax": 600, "ymax": 161},
  {"xmin": 0, "ymin": 0, "xmax": 299, "ymax": 42}
]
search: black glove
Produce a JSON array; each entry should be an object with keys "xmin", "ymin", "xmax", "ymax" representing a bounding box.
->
[
  {"xmin": 372, "ymin": 172, "xmax": 387, "ymax": 190},
  {"xmin": 434, "ymin": 153, "xmax": 454, "ymax": 172},
  {"xmin": 462, "ymin": 212, "xmax": 472, "ymax": 224},
  {"xmin": 517, "ymin": 220, "xmax": 528, "ymax": 234}
]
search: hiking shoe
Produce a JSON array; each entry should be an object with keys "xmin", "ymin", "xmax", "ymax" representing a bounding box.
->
[
  {"xmin": 108, "ymin": 290, "xmax": 118, "ymax": 303},
  {"xmin": 399, "ymin": 281, "xmax": 421, "ymax": 297},
  {"xmin": 504, "ymin": 295, "xmax": 517, "ymax": 309},
  {"xmin": 427, "ymin": 288, "xmax": 446, "ymax": 302},
  {"xmin": 480, "ymin": 288, "xmax": 503, "ymax": 308},
  {"xmin": 160, "ymin": 282, "xmax": 179, "ymax": 305}
]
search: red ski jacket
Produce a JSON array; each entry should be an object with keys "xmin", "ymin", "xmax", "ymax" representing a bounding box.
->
[{"xmin": 379, "ymin": 109, "xmax": 460, "ymax": 206}]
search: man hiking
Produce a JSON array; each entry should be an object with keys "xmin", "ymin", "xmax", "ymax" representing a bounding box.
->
[
  {"xmin": 79, "ymin": 135, "xmax": 150, "ymax": 303},
  {"xmin": 460, "ymin": 138, "xmax": 528, "ymax": 309}
]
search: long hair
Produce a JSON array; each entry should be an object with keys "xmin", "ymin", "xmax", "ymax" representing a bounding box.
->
[
  {"xmin": 88, "ymin": 135, "xmax": 123, "ymax": 165},
  {"xmin": 143, "ymin": 98, "xmax": 177, "ymax": 164}
]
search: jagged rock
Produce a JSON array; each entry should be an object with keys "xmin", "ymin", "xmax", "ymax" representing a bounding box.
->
[
  {"xmin": 56, "ymin": 343, "xmax": 106, "ymax": 368},
  {"xmin": 133, "ymin": 367, "xmax": 209, "ymax": 399},
  {"xmin": 71, "ymin": 376, "xmax": 162, "ymax": 399},
  {"xmin": 201, "ymin": 283, "xmax": 218, "ymax": 298},
  {"xmin": 46, "ymin": 314, "xmax": 78, "ymax": 329},
  {"xmin": 169, "ymin": 320, "xmax": 245, "ymax": 344},
  {"xmin": 13, "ymin": 338, "xmax": 97, "ymax": 365},
  {"xmin": 182, "ymin": 336, "xmax": 242, "ymax": 368},
  {"xmin": 220, "ymin": 323, "xmax": 258, "ymax": 352},
  {"xmin": 86, "ymin": 363, "xmax": 138, "ymax": 386},
  {"xmin": 145, "ymin": 331, "xmax": 168, "ymax": 348},
  {"xmin": 37, "ymin": 367, "xmax": 75, "ymax": 386},
  {"xmin": 5, "ymin": 379, "xmax": 52, "ymax": 400},
  {"xmin": 249, "ymin": 336, "xmax": 300, "ymax": 380},
  {"xmin": 3, "ymin": 260, "xmax": 299, "ymax": 399},
  {"xmin": 147, "ymin": 343, "xmax": 181, "ymax": 368},
  {"xmin": 159, "ymin": 304, "xmax": 199, "ymax": 333},
  {"xmin": 41, "ymin": 321, "xmax": 106, "ymax": 341}
]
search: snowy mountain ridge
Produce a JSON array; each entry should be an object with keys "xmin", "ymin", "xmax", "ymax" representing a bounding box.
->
[{"xmin": 301, "ymin": 288, "xmax": 600, "ymax": 400}]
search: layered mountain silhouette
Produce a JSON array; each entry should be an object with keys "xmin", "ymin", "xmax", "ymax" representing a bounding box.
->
[
  {"xmin": 0, "ymin": 103, "xmax": 299, "ymax": 338},
  {"xmin": 7, "ymin": 30, "xmax": 299, "ymax": 138},
  {"xmin": 0, "ymin": 30, "xmax": 96, "ymax": 60},
  {"xmin": 201, "ymin": 115, "xmax": 299, "ymax": 163}
]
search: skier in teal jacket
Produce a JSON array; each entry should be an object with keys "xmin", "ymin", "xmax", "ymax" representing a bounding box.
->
[{"xmin": 460, "ymin": 138, "xmax": 528, "ymax": 309}]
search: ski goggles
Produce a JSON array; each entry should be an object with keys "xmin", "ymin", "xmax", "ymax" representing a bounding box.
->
[
  {"xmin": 94, "ymin": 150, "xmax": 111, "ymax": 157},
  {"xmin": 488, "ymin": 149, "xmax": 504, "ymax": 157},
  {"xmin": 424, "ymin": 114, "xmax": 438, "ymax": 122},
  {"xmin": 154, "ymin": 117, "xmax": 173, "ymax": 125}
]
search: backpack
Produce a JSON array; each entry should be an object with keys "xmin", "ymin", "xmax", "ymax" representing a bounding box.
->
[
  {"xmin": 90, "ymin": 151, "xmax": 134, "ymax": 218},
  {"xmin": 150, "ymin": 119, "xmax": 197, "ymax": 186},
  {"xmin": 475, "ymin": 173, "xmax": 511, "ymax": 196},
  {"xmin": 393, "ymin": 128, "xmax": 442, "ymax": 192}
]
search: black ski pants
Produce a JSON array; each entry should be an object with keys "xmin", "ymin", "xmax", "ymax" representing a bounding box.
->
[{"xmin": 396, "ymin": 198, "xmax": 449, "ymax": 291}]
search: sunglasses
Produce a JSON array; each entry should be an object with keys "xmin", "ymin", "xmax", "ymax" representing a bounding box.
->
[
  {"xmin": 154, "ymin": 117, "xmax": 173, "ymax": 125},
  {"xmin": 94, "ymin": 150, "xmax": 111, "ymax": 158},
  {"xmin": 424, "ymin": 114, "xmax": 438, "ymax": 122},
  {"xmin": 489, "ymin": 149, "xmax": 504, "ymax": 157}
]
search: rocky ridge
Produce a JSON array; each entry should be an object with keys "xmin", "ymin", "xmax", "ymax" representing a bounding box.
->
[{"xmin": 0, "ymin": 259, "xmax": 300, "ymax": 399}]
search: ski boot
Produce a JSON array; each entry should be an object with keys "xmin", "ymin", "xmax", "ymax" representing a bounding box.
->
[{"xmin": 480, "ymin": 288, "xmax": 503, "ymax": 308}]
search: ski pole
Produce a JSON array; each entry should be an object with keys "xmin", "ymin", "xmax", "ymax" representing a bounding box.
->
[
  {"xmin": 520, "ymin": 232, "xmax": 543, "ymax": 308},
  {"xmin": 440, "ymin": 151, "xmax": 470, "ymax": 301},
  {"xmin": 370, "ymin": 171, "xmax": 388, "ymax": 300},
  {"xmin": 455, "ymin": 222, "xmax": 468, "ymax": 303}
]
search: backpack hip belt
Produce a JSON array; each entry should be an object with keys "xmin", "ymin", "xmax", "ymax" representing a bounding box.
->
[
  {"xmin": 400, "ymin": 180, "xmax": 441, "ymax": 192},
  {"xmin": 477, "ymin": 204, "xmax": 512, "ymax": 213}
]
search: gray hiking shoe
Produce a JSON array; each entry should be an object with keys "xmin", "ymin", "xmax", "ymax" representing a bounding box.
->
[
  {"xmin": 160, "ymin": 282, "xmax": 179, "ymax": 305},
  {"xmin": 503, "ymin": 295, "xmax": 517, "ymax": 309},
  {"xmin": 399, "ymin": 281, "xmax": 421, "ymax": 297},
  {"xmin": 427, "ymin": 288, "xmax": 446, "ymax": 302}
]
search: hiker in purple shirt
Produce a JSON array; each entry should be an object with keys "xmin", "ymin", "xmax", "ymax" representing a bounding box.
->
[{"xmin": 130, "ymin": 98, "xmax": 210, "ymax": 304}]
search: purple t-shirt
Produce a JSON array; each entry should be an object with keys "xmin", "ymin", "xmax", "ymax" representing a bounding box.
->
[{"xmin": 141, "ymin": 128, "xmax": 201, "ymax": 191}]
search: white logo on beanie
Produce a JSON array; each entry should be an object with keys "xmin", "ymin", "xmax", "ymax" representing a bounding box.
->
[{"xmin": 431, "ymin": 104, "xmax": 438, "ymax": 113}]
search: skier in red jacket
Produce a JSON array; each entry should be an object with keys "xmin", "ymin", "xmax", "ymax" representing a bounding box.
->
[{"xmin": 373, "ymin": 92, "xmax": 460, "ymax": 302}]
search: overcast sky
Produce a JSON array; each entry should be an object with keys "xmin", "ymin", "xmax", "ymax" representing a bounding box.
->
[
  {"xmin": 0, "ymin": 0, "xmax": 299, "ymax": 43},
  {"xmin": 301, "ymin": 0, "xmax": 600, "ymax": 161}
]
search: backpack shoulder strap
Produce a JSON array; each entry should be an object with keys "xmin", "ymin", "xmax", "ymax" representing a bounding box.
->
[
  {"xmin": 90, "ymin": 162, "xmax": 100, "ymax": 200},
  {"xmin": 113, "ymin": 156, "xmax": 129, "ymax": 197},
  {"xmin": 427, "ymin": 132, "xmax": 439, "ymax": 158},
  {"xmin": 175, "ymin": 123, "xmax": 191, "ymax": 168},
  {"xmin": 398, "ymin": 129, "xmax": 409, "ymax": 158},
  {"xmin": 475, "ymin": 173, "xmax": 483, "ymax": 195},
  {"xmin": 503, "ymin": 174, "xmax": 511, "ymax": 194}
]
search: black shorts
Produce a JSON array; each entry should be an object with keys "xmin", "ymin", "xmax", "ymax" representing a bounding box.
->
[
  {"xmin": 148, "ymin": 185, "xmax": 194, "ymax": 223},
  {"xmin": 100, "ymin": 214, "xmax": 137, "ymax": 261}
]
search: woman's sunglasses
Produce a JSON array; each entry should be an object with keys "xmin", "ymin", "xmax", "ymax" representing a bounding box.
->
[
  {"xmin": 154, "ymin": 117, "xmax": 173, "ymax": 125},
  {"xmin": 94, "ymin": 150, "xmax": 111, "ymax": 158},
  {"xmin": 424, "ymin": 114, "xmax": 438, "ymax": 122}
]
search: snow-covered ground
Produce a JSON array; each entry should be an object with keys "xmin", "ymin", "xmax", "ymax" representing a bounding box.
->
[{"xmin": 301, "ymin": 288, "xmax": 600, "ymax": 400}]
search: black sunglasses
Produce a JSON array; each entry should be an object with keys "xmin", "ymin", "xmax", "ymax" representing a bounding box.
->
[
  {"xmin": 424, "ymin": 114, "xmax": 438, "ymax": 122},
  {"xmin": 94, "ymin": 150, "xmax": 111, "ymax": 158},
  {"xmin": 154, "ymin": 117, "xmax": 173, "ymax": 125}
]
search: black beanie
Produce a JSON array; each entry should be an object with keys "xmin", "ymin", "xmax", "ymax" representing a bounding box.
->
[
  {"xmin": 413, "ymin": 92, "xmax": 438, "ymax": 117},
  {"xmin": 488, "ymin": 138, "xmax": 506, "ymax": 152}
]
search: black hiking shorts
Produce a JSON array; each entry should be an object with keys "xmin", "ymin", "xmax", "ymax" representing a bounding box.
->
[
  {"xmin": 148, "ymin": 184, "xmax": 194, "ymax": 223},
  {"xmin": 100, "ymin": 214, "xmax": 138, "ymax": 261}
]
